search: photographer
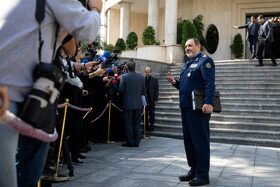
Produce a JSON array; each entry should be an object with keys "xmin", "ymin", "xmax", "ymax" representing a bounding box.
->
[{"xmin": 0, "ymin": 0, "xmax": 102, "ymax": 186}]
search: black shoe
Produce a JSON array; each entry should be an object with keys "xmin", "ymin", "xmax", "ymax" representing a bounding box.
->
[
  {"xmin": 271, "ymin": 63, "xmax": 278, "ymax": 66},
  {"xmin": 80, "ymin": 148, "xmax": 89, "ymax": 153},
  {"xmin": 189, "ymin": 178, "xmax": 210, "ymax": 186},
  {"xmin": 255, "ymin": 64, "xmax": 264, "ymax": 67},
  {"xmin": 72, "ymin": 158, "xmax": 85, "ymax": 166},
  {"xmin": 121, "ymin": 143, "xmax": 134, "ymax": 147},
  {"xmin": 77, "ymin": 153, "xmax": 86, "ymax": 159},
  {"xmin": 83, "ymin": 145, "xmax": 91, "ymax": 151},
  {"xmin": 179, "ymin": 172, "xmax": 195, "ymax": 182}
]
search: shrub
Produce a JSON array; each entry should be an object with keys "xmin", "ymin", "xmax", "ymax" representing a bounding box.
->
[
  {"xmin": 142, "ymin": 26, "xmax": 156, "ymax": 45},
  {"xmin": 177, "ymin": 20, "xmax": 185, "ymax": 44},
  {"xmin": 103, "ymin": 43, "xmax": 115, "ymax": 53},
  {"xmin": 181, "ymin": 20, "xmax": 198, "ymax": 51},
  {"xmin": 192, "ymin": 15, "xmax": 207, "ymax": 51},
  {"xmin": 115, "ymin": 38, "xmax": 126, "ymax": 51},
  {"xmin": 230, "ymin": 33, "xmax": 244, "ymax": 58},
  {"xmin": 126, "ymin": 32, "xmax": 138, "ymax": 50}
]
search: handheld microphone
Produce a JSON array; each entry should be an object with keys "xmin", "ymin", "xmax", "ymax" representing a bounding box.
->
[{"xmin": 95, "ymin": 51, "xmax": 111, "ymax": 64}]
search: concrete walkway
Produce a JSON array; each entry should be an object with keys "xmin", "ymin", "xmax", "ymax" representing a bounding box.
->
[{"xmin": 52, "ymin": 137, "xmax": 280, "ymax": 187}]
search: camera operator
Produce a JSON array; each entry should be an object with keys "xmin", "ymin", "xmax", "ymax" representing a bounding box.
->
[{"xmin": 0, "ymin": 0, "xmax": 102, "ymax": 186}]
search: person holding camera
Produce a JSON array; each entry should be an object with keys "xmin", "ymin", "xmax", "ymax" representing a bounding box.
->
[{"xmin": 0, "ymin": 0, "xmax": 102, "ymax": 186}]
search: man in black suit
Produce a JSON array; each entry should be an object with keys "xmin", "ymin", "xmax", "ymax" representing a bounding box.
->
[
  {"xmin": 145, "ymin": 67, "xmax": 159, "ymax": 132},
  {"xmin": 256, "ymin": 15, "xmax": 277, "ymax": 67},
  {"xmin": 118, "ymin": 59, "xmax": 146, "ymax": 147},
  {"xmin": 233, "ymin": 15, "xmax": 260, "ymax": 60}
]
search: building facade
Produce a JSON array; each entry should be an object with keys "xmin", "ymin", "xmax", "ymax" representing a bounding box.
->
[{"xmin": 100, "ymin": 0, "xmax": 280, "ymax": 62}]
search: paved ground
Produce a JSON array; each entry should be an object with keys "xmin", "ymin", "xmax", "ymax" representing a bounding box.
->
[{"xmin": 51, "ymin": 136, "xmax": 280, "ymax": 187}]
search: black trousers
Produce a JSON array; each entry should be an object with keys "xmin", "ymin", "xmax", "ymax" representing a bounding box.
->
[
  {"xmin": 123, "ymin": 109, "xmax": 142, "ymax": 146},
  {"xmin": 145, "ymin": 103, "xmax": 155, "ymax": 128},
  {"xmin": 258, "ymin": 39, "xmax": 277, "ymax": 65}
]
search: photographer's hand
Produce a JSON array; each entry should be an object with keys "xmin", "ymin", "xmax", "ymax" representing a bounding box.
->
[
  {"xmin": 0, "ymin": 85, "xmax": 9, "ymax": 118},
  {"xmin": 85, "ymin": 61, "xmax": 98, "ymax": 72},
  {"xmin": 88, "ymin": 0, "xmax": 103, "ymax": 13},
  {"xmin": 88, "ymin": 66, "xmax": 108, "ymax": 78}
]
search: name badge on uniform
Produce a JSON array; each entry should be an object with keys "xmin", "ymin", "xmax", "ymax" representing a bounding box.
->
[{"xmin": 190, "ymin": 64, "xmax": 198, "ymax": 68}]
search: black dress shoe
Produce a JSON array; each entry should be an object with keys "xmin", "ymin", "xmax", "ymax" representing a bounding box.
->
[
  {"xmin": 271, "ymin": 63, "xmax": 278, "ymax": 66},
  {"xmin": 72, "ymin": 158, "xmax": 85, "ymax": 166},
  {"xmin": 121, "ymin": 143, "xmax": 133, "ymax": 147},
  {"xmin": 189, "ymin": 178, "xmax": 209, "ymax": 186},
  {"xmin": 77, "ymin": 153, "xmax": 86, "ymax": 159},
  {"xmin": 255, "ymin": 64, "xmax": 264, "ymax": 67},
  {"xmin": 179, "ymin": 172, "xmax": 195, "ymax": 182}
]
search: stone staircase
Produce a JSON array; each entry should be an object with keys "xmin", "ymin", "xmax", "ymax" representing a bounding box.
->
[{"xmin": 150, "ymin": 59, "xmax": 280, "ymax": 147}]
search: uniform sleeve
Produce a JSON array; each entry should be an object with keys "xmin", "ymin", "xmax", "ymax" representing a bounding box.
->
[
  {"xmin": 201, "ymin": 58, "xmax": 215, "ymax": 106},
  {"xmin": 47, "ymin": 0, "xmax": 101, "ymax": 41},
  {"xmin": 172, "ymin": 80, "xmax": 180, "ymax": 90}
]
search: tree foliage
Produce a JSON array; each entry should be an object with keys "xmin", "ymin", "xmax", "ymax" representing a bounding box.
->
[
  {"xmin": 115, "ymin": 38, "xmax": 126, "ymax": 51},
  {"xmin": 230, "ymin": 33, "xmax": 244, "ymax": 58},
  {"xmin": 142, "ymin": 26, "xmax": 156, "ymax": 45},
  {"xmin": 181, "ymin": 20, "xmax": 198, "ymax": 51},
  {"xmin": 126, "ymin": 32, "xmax": 138, "ymax": 50}
]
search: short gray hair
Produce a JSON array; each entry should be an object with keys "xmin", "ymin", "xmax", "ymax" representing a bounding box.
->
[{"xmin": 127, "ymin": 59, "xmax": 135, "ymax": 71}]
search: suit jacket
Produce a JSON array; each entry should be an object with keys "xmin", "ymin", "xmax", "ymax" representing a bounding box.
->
[
  {"xmin": 238, "ymin": 21, "xmax": 260, "ymax": 40},
  {"xmin": 118, "ymin": 71, "xmax": 146, "ymax": 110},
  {"xmin": 145, "ymin": 76, "xmax": 159, "ymax": 103},
  {"xmin": 258, "ymin": 20, "xmax": 274, "ymax": 42}
]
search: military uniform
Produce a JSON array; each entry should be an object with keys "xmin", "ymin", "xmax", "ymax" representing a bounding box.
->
[{"xmin": 173, "ymin": 52, "xmax": 215, "ymax": 179}]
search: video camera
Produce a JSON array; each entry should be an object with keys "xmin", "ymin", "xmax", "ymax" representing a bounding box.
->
[{"xmin": 81, "ymin": 42, "xmax": 98, "ymax": 62}]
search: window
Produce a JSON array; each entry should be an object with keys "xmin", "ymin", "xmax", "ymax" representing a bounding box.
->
[{"xmin": 206, "ymin": 24, "xmax": 219, "ymax": 54}]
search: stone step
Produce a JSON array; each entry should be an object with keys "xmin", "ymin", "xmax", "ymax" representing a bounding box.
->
[
  {"xmin": 156, "ymin": 103, "xmax": 280, "ymax": 112},
  {"xmin": 154, "ymin": 120, "xmax": 280, "ymax": 132},
  {"xmin": 156, "ymin": 109, "xmax": 280, "ymax": 118},
  {"xmin": 155, "ymin": 114, "xmax": 280, "ymax": 125},
  {"xmin": 148, "ymin": 131, "xmax": 280, "ymax": 148},
  {"xmin": 158, "ymin": 98, "xmax": 280, "ymax": 105},
  {"xmin": 159, "ymin": 92, "xmax": 280, "ymax": 98}
]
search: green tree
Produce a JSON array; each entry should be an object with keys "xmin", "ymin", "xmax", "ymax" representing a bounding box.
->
[
  {"xmin": 177, "ymin": 20, "xmax": 185, "ymax": 44},
  {"xmin": 115, "ymin": 38, "xmax": 126, "ymax": 51},
  {"xmin": 103, "ymin": 43, "xmax": 115, "ymax": 53},
  {"xmin": 142, "ymin": 26, "xmax": 156, "ymax": 45},
  {"xmin": 230, "ymin": 33, "xmax": 244, "ymax": 58},
  {"xmin": 192, "ymin": 15, "xmax": 207, "ymax": 51},
  {"xmin": 181, "ymin": 20, "xmax": 198, "ymax": 51},
  {"xmin": 126, "ymin": 32, "xmax": 138, "ymax": 50}
]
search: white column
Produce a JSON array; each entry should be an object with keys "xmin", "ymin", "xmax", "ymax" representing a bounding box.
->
[
  {"xmin": 100, "ymin": 1, "xmax": 107, "ymax": 45},
  {"xmin": 148, "ymin": 0, "xmax": 159, "ymax": 41},
  {"xmin": 119, "ymin": 2, "xmax": 131, "ymax": 41},
  {"xmin": 165, "ymin": 0, "xmax": 177, "ymax": 45},
  {"xmin": 106, "ymin": 9, "xmax": 111, "ymax": 44}
]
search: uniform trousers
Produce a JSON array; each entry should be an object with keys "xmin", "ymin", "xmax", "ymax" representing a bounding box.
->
[{"xmin": 181, "ymin": 107, "xmax": 210, "ymax": 179}]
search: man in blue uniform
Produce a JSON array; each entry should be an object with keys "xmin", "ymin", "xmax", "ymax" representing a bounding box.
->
[{"xmin": 166, "ymin": 38, "xmax": 215, "ymax": 186}]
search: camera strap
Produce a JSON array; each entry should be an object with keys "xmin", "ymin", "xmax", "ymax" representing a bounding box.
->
[{"xmin": 35, "ymin": 0, "xmax": 59, "ymax": 65}]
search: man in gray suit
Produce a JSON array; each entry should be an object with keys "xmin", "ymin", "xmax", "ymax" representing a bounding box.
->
[
  {"xmin": 256, "ymin": 15, "xmax": 277, "ymax": 67},
  {"xmin": 118, "ymin": 59, "xmax": 146, "ymax": 147},
  {"xmin": 233, "ymin": 15, "xmax": 260, "ymax": 60}
]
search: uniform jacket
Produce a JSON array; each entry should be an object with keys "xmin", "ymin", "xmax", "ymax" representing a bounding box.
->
[
  {"xmin": 145, "ymin": 76, "xmax": 159, "ymax": 103},
  {"xmin": 118, "ymin": 71, "xmax": 146, "ymax": 110},
  {"xmin": 259, "ymin": 20, "xmax": 274, "ymax": 42},
  {"xmin": 238, "ymin": 21, "xmax": 260, "ymax": 40},
  {"xmin": 173, "ymin": 52, "xmax": 215, "ymax": 108}
]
